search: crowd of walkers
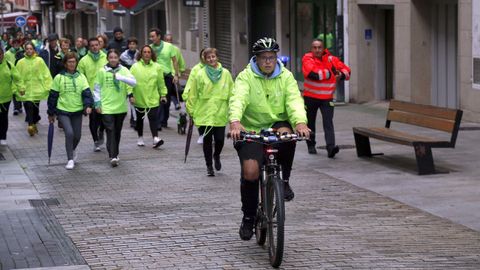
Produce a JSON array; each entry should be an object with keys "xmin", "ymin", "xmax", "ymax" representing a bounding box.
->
[
  {"xmin": 2, "ymin": 28, "xmax": 352, "ymax": 244},
  {"xmin": 0, "ymin": 27, "xmax": 190, "ymax": 170}
]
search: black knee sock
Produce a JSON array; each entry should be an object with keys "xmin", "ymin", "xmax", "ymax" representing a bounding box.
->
[{"xmin": 240, "ymin": 178, "xmax": 259, "ymax": 218}]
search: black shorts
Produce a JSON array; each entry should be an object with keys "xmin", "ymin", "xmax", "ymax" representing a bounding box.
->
[{"xmin": 234, "ymin": 121, "xmax": 292, "ymax": 166}]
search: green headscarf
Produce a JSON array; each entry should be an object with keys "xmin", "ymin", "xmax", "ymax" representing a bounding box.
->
[{"xmin": 205, "ymin": 65, "xmax": 223, "ymax": 83}]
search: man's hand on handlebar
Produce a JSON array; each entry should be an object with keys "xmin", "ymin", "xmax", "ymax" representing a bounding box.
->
[
  {"xmin": 229, "ymin": 120, "xmax": 246, "ymax": 140},
  {"xmin": 295, "ymin": 123, "xmax": 311, "ymax": 138}
]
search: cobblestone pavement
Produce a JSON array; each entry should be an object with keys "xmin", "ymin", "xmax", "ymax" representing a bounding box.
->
[{"xmin": 3, "ymin": 104, "xmax": 480, "ymax": 269}]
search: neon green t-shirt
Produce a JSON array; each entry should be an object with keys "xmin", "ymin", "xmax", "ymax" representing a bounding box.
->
[
  {"xmin": 150, "ymin": 41, "xmax": 176, "ymax": 74},
  {"xmin": 51, "ymin": 71, "xmax": 90, "ymax": 113}
]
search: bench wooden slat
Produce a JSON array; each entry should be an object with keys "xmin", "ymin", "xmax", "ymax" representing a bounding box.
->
[
  {"xmin": 387, "ymin": 111, "xmax": 456, "ymax": 133},
  {"xmin": 389, "ymin": 99, "xmax": 458, "ymax": 120},
  {"xmin": 353, "ymin": 127, "xmax": 448, "ymax": 146}
]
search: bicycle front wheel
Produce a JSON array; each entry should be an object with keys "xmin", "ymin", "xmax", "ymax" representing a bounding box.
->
[{"xmin": 266, "ymin": 176, "xmax": 285, "ymax": 268}]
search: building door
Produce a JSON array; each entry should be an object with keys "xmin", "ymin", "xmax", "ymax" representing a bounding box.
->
[
  {"xmin": 431, "ymin": 0, "xmax": 458, "ymax": 108},
  {"xmin": 249, "ymin": 0, "xmax": 276, "ymax": 58},
  {"xmin": 211, "ymin": 0, "xmax": 232, "ymax": 71},
  {"xmin": 385, "ymin": 9, "xmax": 394, "ymax": 100},
  {"xmin": 375, "ymin": 6, "xmax": 394, "ymax": 100}
]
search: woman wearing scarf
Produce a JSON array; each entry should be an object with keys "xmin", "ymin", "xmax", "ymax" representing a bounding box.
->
[
  {"xmin": 184, "ymin": 48, "xmax": 234, "ymax": 176},
  {"xmin": 130, "ymin": 45, "xmax": 167, "ymax": 148},
  {"xmin": 94, "ymin": 49, "xmax": 136, "ymax": 167},
  {"xmin": 0, "ymin": 47, "xmax": 25, "ymax": 145},
  {"xmin": 47, "ymin": 52, "xmax": 93, "ymax": 169},
  {"xmin": 15, "ymin": 42, "xmax": 52, "ymax": 136}
]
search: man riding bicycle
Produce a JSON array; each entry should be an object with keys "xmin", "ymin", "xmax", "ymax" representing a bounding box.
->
[{"xmin": 229, "ymin": 37, "xmax": 310, "ymax": 240}]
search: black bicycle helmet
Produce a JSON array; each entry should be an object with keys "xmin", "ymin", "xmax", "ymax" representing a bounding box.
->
[{"xmin": 252, "ymin": 37, "xmax": 279, "ymax": 55}]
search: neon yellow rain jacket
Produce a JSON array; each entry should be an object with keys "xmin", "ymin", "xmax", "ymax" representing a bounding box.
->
[
  {"xmin": 185, "ymin": 63, "xmax": 233, "ymax": 127},
  {"xmin": 15, "ymin": 54, "xmax": 52, "ymax": 102},
  {"xmin": 0, "ymin": 60, "xmax": 24, "ymax": 104},
  {"xmin": 77, "ymin": 51, "xmax": 108, "ymax": 90},
  {"xmin": 130, "ymin": 59, "xmax": 167, "ymax": 109},
  {"xmin": 229, "ymin": 58, "xmax": 307, "ymax": 133}
]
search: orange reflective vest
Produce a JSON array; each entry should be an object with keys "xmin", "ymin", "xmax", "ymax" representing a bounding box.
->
[{"xmin": 302, "ymin": 50, "xmax": 350, "ymax": 100}]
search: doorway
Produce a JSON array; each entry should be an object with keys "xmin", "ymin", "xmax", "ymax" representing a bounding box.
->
[{"xmin": 431, "ymin": 0, "xmax": 458, "ymax": 108}]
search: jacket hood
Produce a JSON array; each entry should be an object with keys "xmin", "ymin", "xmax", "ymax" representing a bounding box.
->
[{"xmin": 249, "ymin": 56, "xmax": 282, "ymax": 79}]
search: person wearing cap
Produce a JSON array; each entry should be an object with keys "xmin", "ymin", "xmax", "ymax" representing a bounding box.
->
[
  {"xmin": 39, "ymin": 33, "xmax": 59, "ymax": 73},
  {"xmin": 107, "ymin": 27, "xmax": 127, "ymax": 53}
]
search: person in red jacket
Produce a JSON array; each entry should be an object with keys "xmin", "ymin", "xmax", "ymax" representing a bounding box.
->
[{"xmin": 302, "ymin": 38, "xmax": 350, "ymax": 158}]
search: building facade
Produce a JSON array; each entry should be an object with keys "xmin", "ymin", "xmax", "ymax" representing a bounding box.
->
[{"xmin": 348, "ymin": 0, "xmax": 480, "ymax": 121}]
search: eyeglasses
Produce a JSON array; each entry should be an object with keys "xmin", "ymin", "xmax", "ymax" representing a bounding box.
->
[{"xmin": 258, "ymin": 56, "xmax": 277, "ymax": 63}]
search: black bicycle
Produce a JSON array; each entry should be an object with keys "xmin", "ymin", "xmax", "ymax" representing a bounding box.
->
[{"xmin": 238, "ymin": 129, "xmax": 302, "ymax": 268}]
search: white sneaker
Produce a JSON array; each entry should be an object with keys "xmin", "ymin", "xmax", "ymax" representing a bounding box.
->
[
  {"xmin": 137, "ymin": 137, "xmax": 145, "ymax": 146},
  {"xmin": 110, "ymin": 157, "xmax": 119, "ymax": 167},
  {"xmin": 65, "ymin": 160, "xmax": 75, "ymax": 170},
  {"xmin": 0, "ymin": 140, "xmax": 7, "ymax": 145},
  {"xmin": 153, "ymin": 137, "xmax": 164, "ymax": 148},
  {"xmin": 94, "ymin": 142, "xmax": 101, "ymax": 152},
  {"xmin": 72, "ymin": 150, "xmax": 78, "ymax": 162}
]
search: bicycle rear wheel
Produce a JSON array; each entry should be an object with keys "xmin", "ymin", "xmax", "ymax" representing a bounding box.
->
[{"xmin": 266, "ymin": 176, "xmax": 285, "ymax": 268}]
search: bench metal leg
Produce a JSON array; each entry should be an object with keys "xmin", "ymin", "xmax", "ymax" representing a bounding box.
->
[
  {"xmin": 354, "ymin": 132, "xmax": 372, "ymax": 157},
  {"xmin": 413, "ymin": 143, "xmax": 435, "ymax": 175}
]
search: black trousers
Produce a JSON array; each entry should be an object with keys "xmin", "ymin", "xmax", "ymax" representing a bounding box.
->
[
  {"xmin": 135, "ymin": 106, "xmax": 159, "ymax": 138},
  {"xmin": 0, "ymin": 101, "xmax": 11, "ymax": 140},
  {"xmin": 23, "ymin": 101, "xmax": 41, "ymax": 125},
  {"xmin": 89, "ymin": 109, "xmax": 104, "ymax": 143},
  {"xmin": 304, "ymin": 96, "xmax": 336, "ymax": 149},
  {"xmin": 158, "ymin": 74, "xmax": 175, "ymax": 127},
  {"xmin": 198, "ymin": 126, "xmax": 225, "ymax": 167},
  {"xmin": 102, "ymin": 113, "xmax": 126, "ymax": 159},
  {"xmin": 12, "ymin": 95, "xmax": 22, "ymax": 111}
]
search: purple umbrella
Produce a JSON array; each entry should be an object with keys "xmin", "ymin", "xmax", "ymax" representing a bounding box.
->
[
  {"xmin": 47, "ymin": 122, "xmax": 54, "ymax": 164},
  {"xmin": 184, "ymin": 116, "xmax": 194, "ymax": 163}
]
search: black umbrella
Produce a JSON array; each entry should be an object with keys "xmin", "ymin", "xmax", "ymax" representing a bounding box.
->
[
  {"xmin": 47, "ymin": 122, "xmax": 54, "ymax": 164},
  {"xmin": 184, "ymin": 116, "xmax": 194, "ymax": 163}
]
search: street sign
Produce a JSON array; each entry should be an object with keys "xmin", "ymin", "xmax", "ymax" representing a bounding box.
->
[
  {"xmin": 27, "ymin": 15, "xmax": 38, "ymax": 27},
  {"xmin": 15, "ymin": 16, "xmax": 26, "ymax": 28},
  {"xmin": 184, "ymin": 0, "xmax": 204, "ymax": 7}
]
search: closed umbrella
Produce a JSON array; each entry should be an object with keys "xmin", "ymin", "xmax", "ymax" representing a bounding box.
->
[
  {"xmin": 184, "ymin": 116, "xmax": 194, "ymax": 163},
  {"xmin": 47, "ymin": 122, "xmax": 54, "ymax": 164}
]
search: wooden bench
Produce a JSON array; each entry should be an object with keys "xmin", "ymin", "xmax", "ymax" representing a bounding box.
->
[{"xmin": 352, "ymin": 100, "xmax": 463, "ymax": 175}]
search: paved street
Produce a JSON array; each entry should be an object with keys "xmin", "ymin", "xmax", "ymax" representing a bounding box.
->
[{"xmin": 1, "ymin": 102, "xmax": 480, "ymax": 269}]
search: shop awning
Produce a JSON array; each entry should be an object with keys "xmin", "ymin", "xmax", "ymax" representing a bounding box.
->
[{"xmin": 129, "ymin": 0, "xmax": 164, "ymax": 16}]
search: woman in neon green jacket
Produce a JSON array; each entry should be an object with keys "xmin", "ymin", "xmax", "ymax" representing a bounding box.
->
[
  {"xmin": 130, "ymin": 45, "xmax": 167, "ymax": 148},
  {"xmin": 94, "ymin": 49, "xmax": 136, "ymax": 167},
  {"xmin": 15, "ymin": 42, "xmax": 53, "ymax": 136},
  {"xmin": 0, "ymin": 47, "xmax": 24, "ymax": 145},
  {"xmin": 185, "ymin": 47, "xmax": 234, "ymax": 176},
  {"xmin": 47, "ymin": 52, "xmax": 93, "ymax": 170}
]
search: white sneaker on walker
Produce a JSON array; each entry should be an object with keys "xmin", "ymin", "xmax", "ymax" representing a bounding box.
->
[
  {"xmin": 0, "ymin": 140, "xmax": 7, "ymax": 145},
  {"xmin": 65, "ymin": 160, "xmax": 75, "ymax": 170},
  {"xmin": 153, "ymin": 137, "xmax": 164, "ymax": 148},
  {"xmin": 137, "ymin": 137, "xmax": 145, "ymax": 146}
]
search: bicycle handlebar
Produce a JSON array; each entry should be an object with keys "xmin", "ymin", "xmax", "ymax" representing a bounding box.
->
[{"xmin": 232, "ymin": 129, "xmax": 305, "ymax": 144}]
